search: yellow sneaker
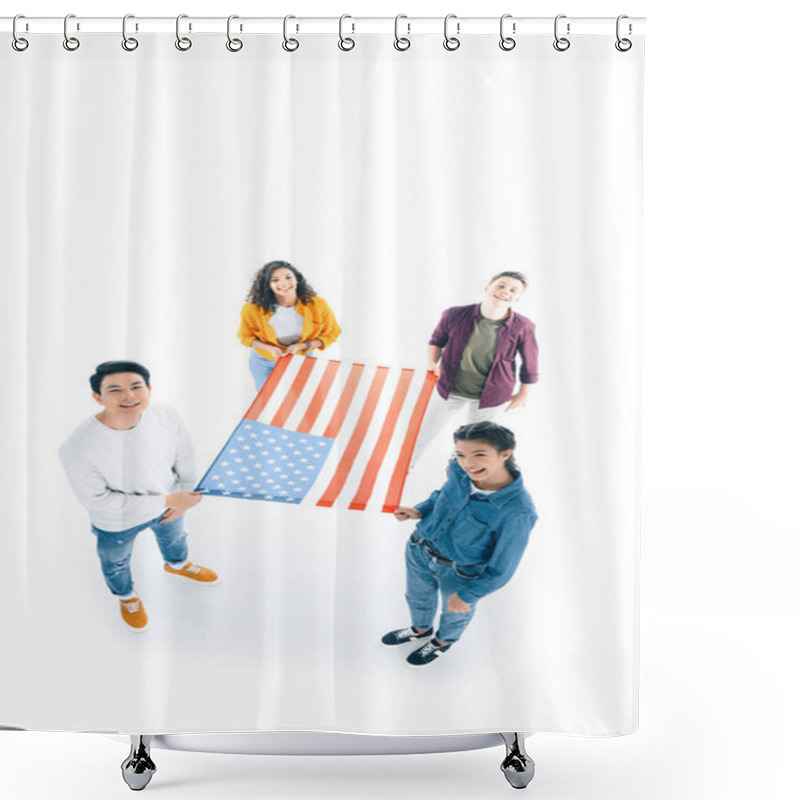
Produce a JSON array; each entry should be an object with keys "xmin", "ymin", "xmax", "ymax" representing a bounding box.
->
[
  {"xmin": 164, "ymin": 561, "xmax": 219, "ymax": 585},
  {"xmin": 119, "ymin": 596, "xmax": 149, "ymax": 632}
]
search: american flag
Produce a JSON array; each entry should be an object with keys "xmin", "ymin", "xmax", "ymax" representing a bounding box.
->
[{"xmin": 196, "ymin": 355, "xmax": 437, "ymax": 512}]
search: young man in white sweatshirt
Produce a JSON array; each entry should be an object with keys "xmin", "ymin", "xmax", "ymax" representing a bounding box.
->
[{"xmin": 59, "ymin": 361, "xmax": 217, "ymax": 632}]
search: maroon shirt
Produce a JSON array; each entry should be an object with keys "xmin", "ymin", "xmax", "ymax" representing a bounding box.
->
[{"xmin": 429, "ymin": 304, "xmax": 539, "ymax": 409}]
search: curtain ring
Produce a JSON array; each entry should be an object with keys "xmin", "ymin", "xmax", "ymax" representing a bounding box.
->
[
  {"xmin": 615, "ymin": 15, "xmax": 632, "ymax": 52},
  {"xmin": 553, "ymin": 14, "xmax": 570, "ymax": 52},
  {"xmin": 63, "ymin": 13, "xmax": 80, "ymax": 51},
  {"xmin": 12, "ymin": 15, "xmax": 29, "ymax": 52},
  {"xmin": 499, "ymin": 14, "xmax": 516, "ymax": 51},
  {"xmin": 226, "ymin": 15, "xmax": 243, "ymax": 52},
  {"xmin": 121, "ymin": 14, "xmax": 139, "ymax": 51},
  {"xmin": 283, "ymin": 15, "xmax": 299, "ymax": 52},
  {"xmin": 443, "ymin": 14, "xmax": 460, "ymax": 51},
  {"xmin": 338, "ymin": 14, "xmax": 355, "ymax": 51},
  {"xmin": 175, "ymin": 14, "xmax": 192, "ymax": 51},
  {"xmin": 394, "ymin": 14, "xmax": 411, "ymax": 51}
]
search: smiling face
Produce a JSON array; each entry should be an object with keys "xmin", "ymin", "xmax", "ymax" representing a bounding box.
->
[
  {"xmin": 483, "ymin": 276, "xmax": 526, "ymax": 310},
  {"xmin": 93, "ymin": 372, "xmax": 151, "ymax": 429},
  {"xmin": 269, "ymin": 267, "xmax": 299, "ymax": 305},
  {"xmin": 454, "ymin": 438, "xmax": 513, "ymax": 491}
]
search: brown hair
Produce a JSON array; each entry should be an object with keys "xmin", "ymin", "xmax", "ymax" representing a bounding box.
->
[
  {"xmin": 453, "ymin": 421, "xmax": 520, "ymax": 475},
  {"xmin": 247, "ymin": 261, "xmax": 317, "ymax": 314},
  {"xmin": 488, "ymin": 271, "xmax": 528, "ymax": 289}
]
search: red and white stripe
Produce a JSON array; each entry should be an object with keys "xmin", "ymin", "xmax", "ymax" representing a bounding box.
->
[{"xmin": 242, "ymin": 355, "xmax": 437, "ymax": 512}]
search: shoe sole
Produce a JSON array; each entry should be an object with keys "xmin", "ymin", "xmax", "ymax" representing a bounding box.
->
[
  {"xmin": 164, "ymin": 573, "xmax": 220, "ymax": 586},
  {"xmin": 122, "ymin": 621, "xmax": 149, "ymax": 632},
  {"xmin": 405, "ymin": 656, "xmax": 443, "ymax": 668}
]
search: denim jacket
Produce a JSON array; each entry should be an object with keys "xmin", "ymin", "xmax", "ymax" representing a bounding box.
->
[{"xmin": 413, "ymin": 459, "xmax": 537, "ymax": 604}]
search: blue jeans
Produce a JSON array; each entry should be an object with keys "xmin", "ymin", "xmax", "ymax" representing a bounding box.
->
[
  {"xmin": 404, "ymin": 535, "xmax": 479, "ymax": 644},
  {"xmin": 249, "ymin": 349, "xmax": 276, "ymax": 392},
  {"xmin": 91, "ymin": 516, "xmax": 188, "ymax": 597}
]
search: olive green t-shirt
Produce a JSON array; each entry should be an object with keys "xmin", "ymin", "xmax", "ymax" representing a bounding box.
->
[{"xmin": 451, "ymin": 315, "xmax": 504, "ymax": 399}]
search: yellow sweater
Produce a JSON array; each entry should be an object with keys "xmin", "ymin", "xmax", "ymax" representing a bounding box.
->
[{"xmin": 238, "ymin": 297, "xmax": 341, "ymax": 361}]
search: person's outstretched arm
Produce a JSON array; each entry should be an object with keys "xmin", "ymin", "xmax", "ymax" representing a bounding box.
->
[{"xmin": 427, "ymin": 345, "xmax": 442, "ymax": 376}]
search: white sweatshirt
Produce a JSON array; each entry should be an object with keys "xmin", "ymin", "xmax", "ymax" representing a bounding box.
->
[{"xmin": 59, "ymin": 403, "xmax": 196, "ymax": 532}]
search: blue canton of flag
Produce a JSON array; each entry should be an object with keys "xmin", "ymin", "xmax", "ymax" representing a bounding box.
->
[{"xmin": 198, "ymin": 420, "xmax": 334, "ymax": 504}]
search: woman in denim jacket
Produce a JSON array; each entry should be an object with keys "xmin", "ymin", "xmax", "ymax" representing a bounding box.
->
[{"xmin": 383, "ymin": 421, "xmax": 537, "ymax": 667}]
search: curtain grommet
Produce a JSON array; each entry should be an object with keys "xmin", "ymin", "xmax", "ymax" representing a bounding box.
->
[
  {"xmin": 226, "ymin": 15, "xmax": 243, "ymax": 52},
  {"xmin": 121, "ymin": 14, "xmax": 139, "ymax": 52},
  {"xmin": 615, "ymin": 15, "xmax": 633, "ymax": 51},
  {"xmin": 63, "ymin": 13, "xmax": 80, "ymax": 51},
  {"xmin": 553, "ymin": 14, "xmax": 570, "ymax": 52},
  {"xmin": 175, "ymin": 14, "xmax": 192, "ymax": 51},
  {"xmin": 499, "ymin": 14, "xmax": 516, "ymax": 51},
  {"xmin": 443, "ymin": 14, "xmax": 460, "ymax": 51},
  {"xmin": 338, "ymin": 15, "xmax": 355, "ymax": 51},
  {"xmin": 282, "ymin": 15, "xmax": 299, "ymax": 52},
  {"xmin": 12, "ymin": 15, "xmax": 29, "ymax": 51},
  {"xmin": 394, "ymin": 15, "xmax": 411, "ymax": 51}
]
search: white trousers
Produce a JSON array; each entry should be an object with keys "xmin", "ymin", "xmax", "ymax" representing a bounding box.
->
[{"xmin": 410, "ymin": 392, "xmax": 501, "ymax": 469}]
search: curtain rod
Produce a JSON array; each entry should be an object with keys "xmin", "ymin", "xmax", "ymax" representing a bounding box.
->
[{"xmin": 1, "ymin": 16, "xmax": 646, "ymax": 36}]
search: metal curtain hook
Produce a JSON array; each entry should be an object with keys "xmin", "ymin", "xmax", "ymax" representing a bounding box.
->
[
  {"xmin": 175, "ymin": 14, "xmax": 192, "ymax": 50},
  {"xmin": 443, "ymin": 13, "xmax": 460, "ymax": 51},
  {"xmin": 226, "ymin": 15, "xmax": 243, "ymax": 51},
  {"xmin": 63, "ymin": 13, "xmax": 80, "ymax": 51},
  {"xmin": 338, "ymin": 14, "xmax": 355, "ymax": 51},
  {"xmin": 499, "ymin": 13, "xmax": 516, "ymax": 51},
  {"xmin": 394, "ymin": 14, "xmax": 410, "ymax": 51},
  {"xmin": 615, "ymin": 14, "xmax": 632, "ymax": 51},
  {"xmin": 12, "ymin": 14, "xmax": 29, "ymax": 51},
  {"xmin": 553, "ymin": 14, "xmax": 570, "ymax": 52},
  {"xmin": 283, "ymin": 15, "xmax": 299, "ymax": 52},
  {"xmin": 122, "ymin": 14, "xmax": 139, "ymax": 51}
]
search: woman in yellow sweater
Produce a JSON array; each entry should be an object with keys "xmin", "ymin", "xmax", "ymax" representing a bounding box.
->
[{"xmin": 238, "ymin": 261, "xmax": 342, "ymax": 391}]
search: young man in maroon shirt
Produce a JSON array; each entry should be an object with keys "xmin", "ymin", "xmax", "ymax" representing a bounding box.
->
[{"xmin": 411, "ymin": 271, "xmax": 539, "ymax": 467}]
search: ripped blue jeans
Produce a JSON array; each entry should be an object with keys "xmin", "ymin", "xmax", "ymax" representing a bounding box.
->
[
  {"xmin": 91, "ymin": 516, "xmax": 188, "ymax": 597},
  {"xmin": 404, "ymin": 535, "xmax": 480, "ymax": 644}
]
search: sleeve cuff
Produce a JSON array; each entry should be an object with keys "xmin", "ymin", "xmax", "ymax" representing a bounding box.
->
[{"xmin": 414, "ymin": 500, "xmax": 434, "ymax": 518}]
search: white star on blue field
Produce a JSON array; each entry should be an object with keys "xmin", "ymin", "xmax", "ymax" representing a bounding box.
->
[{"xmin": 197, "ymin": 421, "xmax": 334, "ymax": 503}]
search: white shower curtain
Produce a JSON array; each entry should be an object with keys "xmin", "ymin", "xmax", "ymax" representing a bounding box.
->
[{"xmin": 0, "ymin": 22, "xmax": 643, "ymax": 735}]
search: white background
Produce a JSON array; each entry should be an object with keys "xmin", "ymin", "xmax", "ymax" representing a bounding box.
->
[{"xmin": 1, "ymin": 1, "xmax": 798, "ymax": 799}]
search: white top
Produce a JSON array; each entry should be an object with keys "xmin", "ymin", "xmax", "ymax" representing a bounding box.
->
[
  {"xmin": 59, "ymin": 403, "xmax": 196, "ymax": 532},
  {"xmin": 270, "ymin": 304, "xmax": 305, "ymax": 346},
  {"xmin": 469, "ymin": 483, "xmax": 498, "ymax": 496}
]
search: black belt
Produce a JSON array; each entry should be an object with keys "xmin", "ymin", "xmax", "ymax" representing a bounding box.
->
[{"xmin": 421, "ymin": 540, "xmax": 453, "ymax": 564}]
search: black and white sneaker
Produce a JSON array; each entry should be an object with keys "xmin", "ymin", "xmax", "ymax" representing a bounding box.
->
[
  {"xmin": 406, "ymin": 639, "xmax": 452, "ymax": 667},
  {"xmin": 381, "ymin": 626, "xmax": 433, "ymax": 647}
]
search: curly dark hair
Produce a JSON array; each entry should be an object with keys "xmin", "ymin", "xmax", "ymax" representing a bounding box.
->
[
  {"xmin": 453, "ymin": 421, "xmax": 520, "ymax": 475},
  {"xmin": 247, "ymin": 261, "xmax": 317, "ymax": 313}
]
